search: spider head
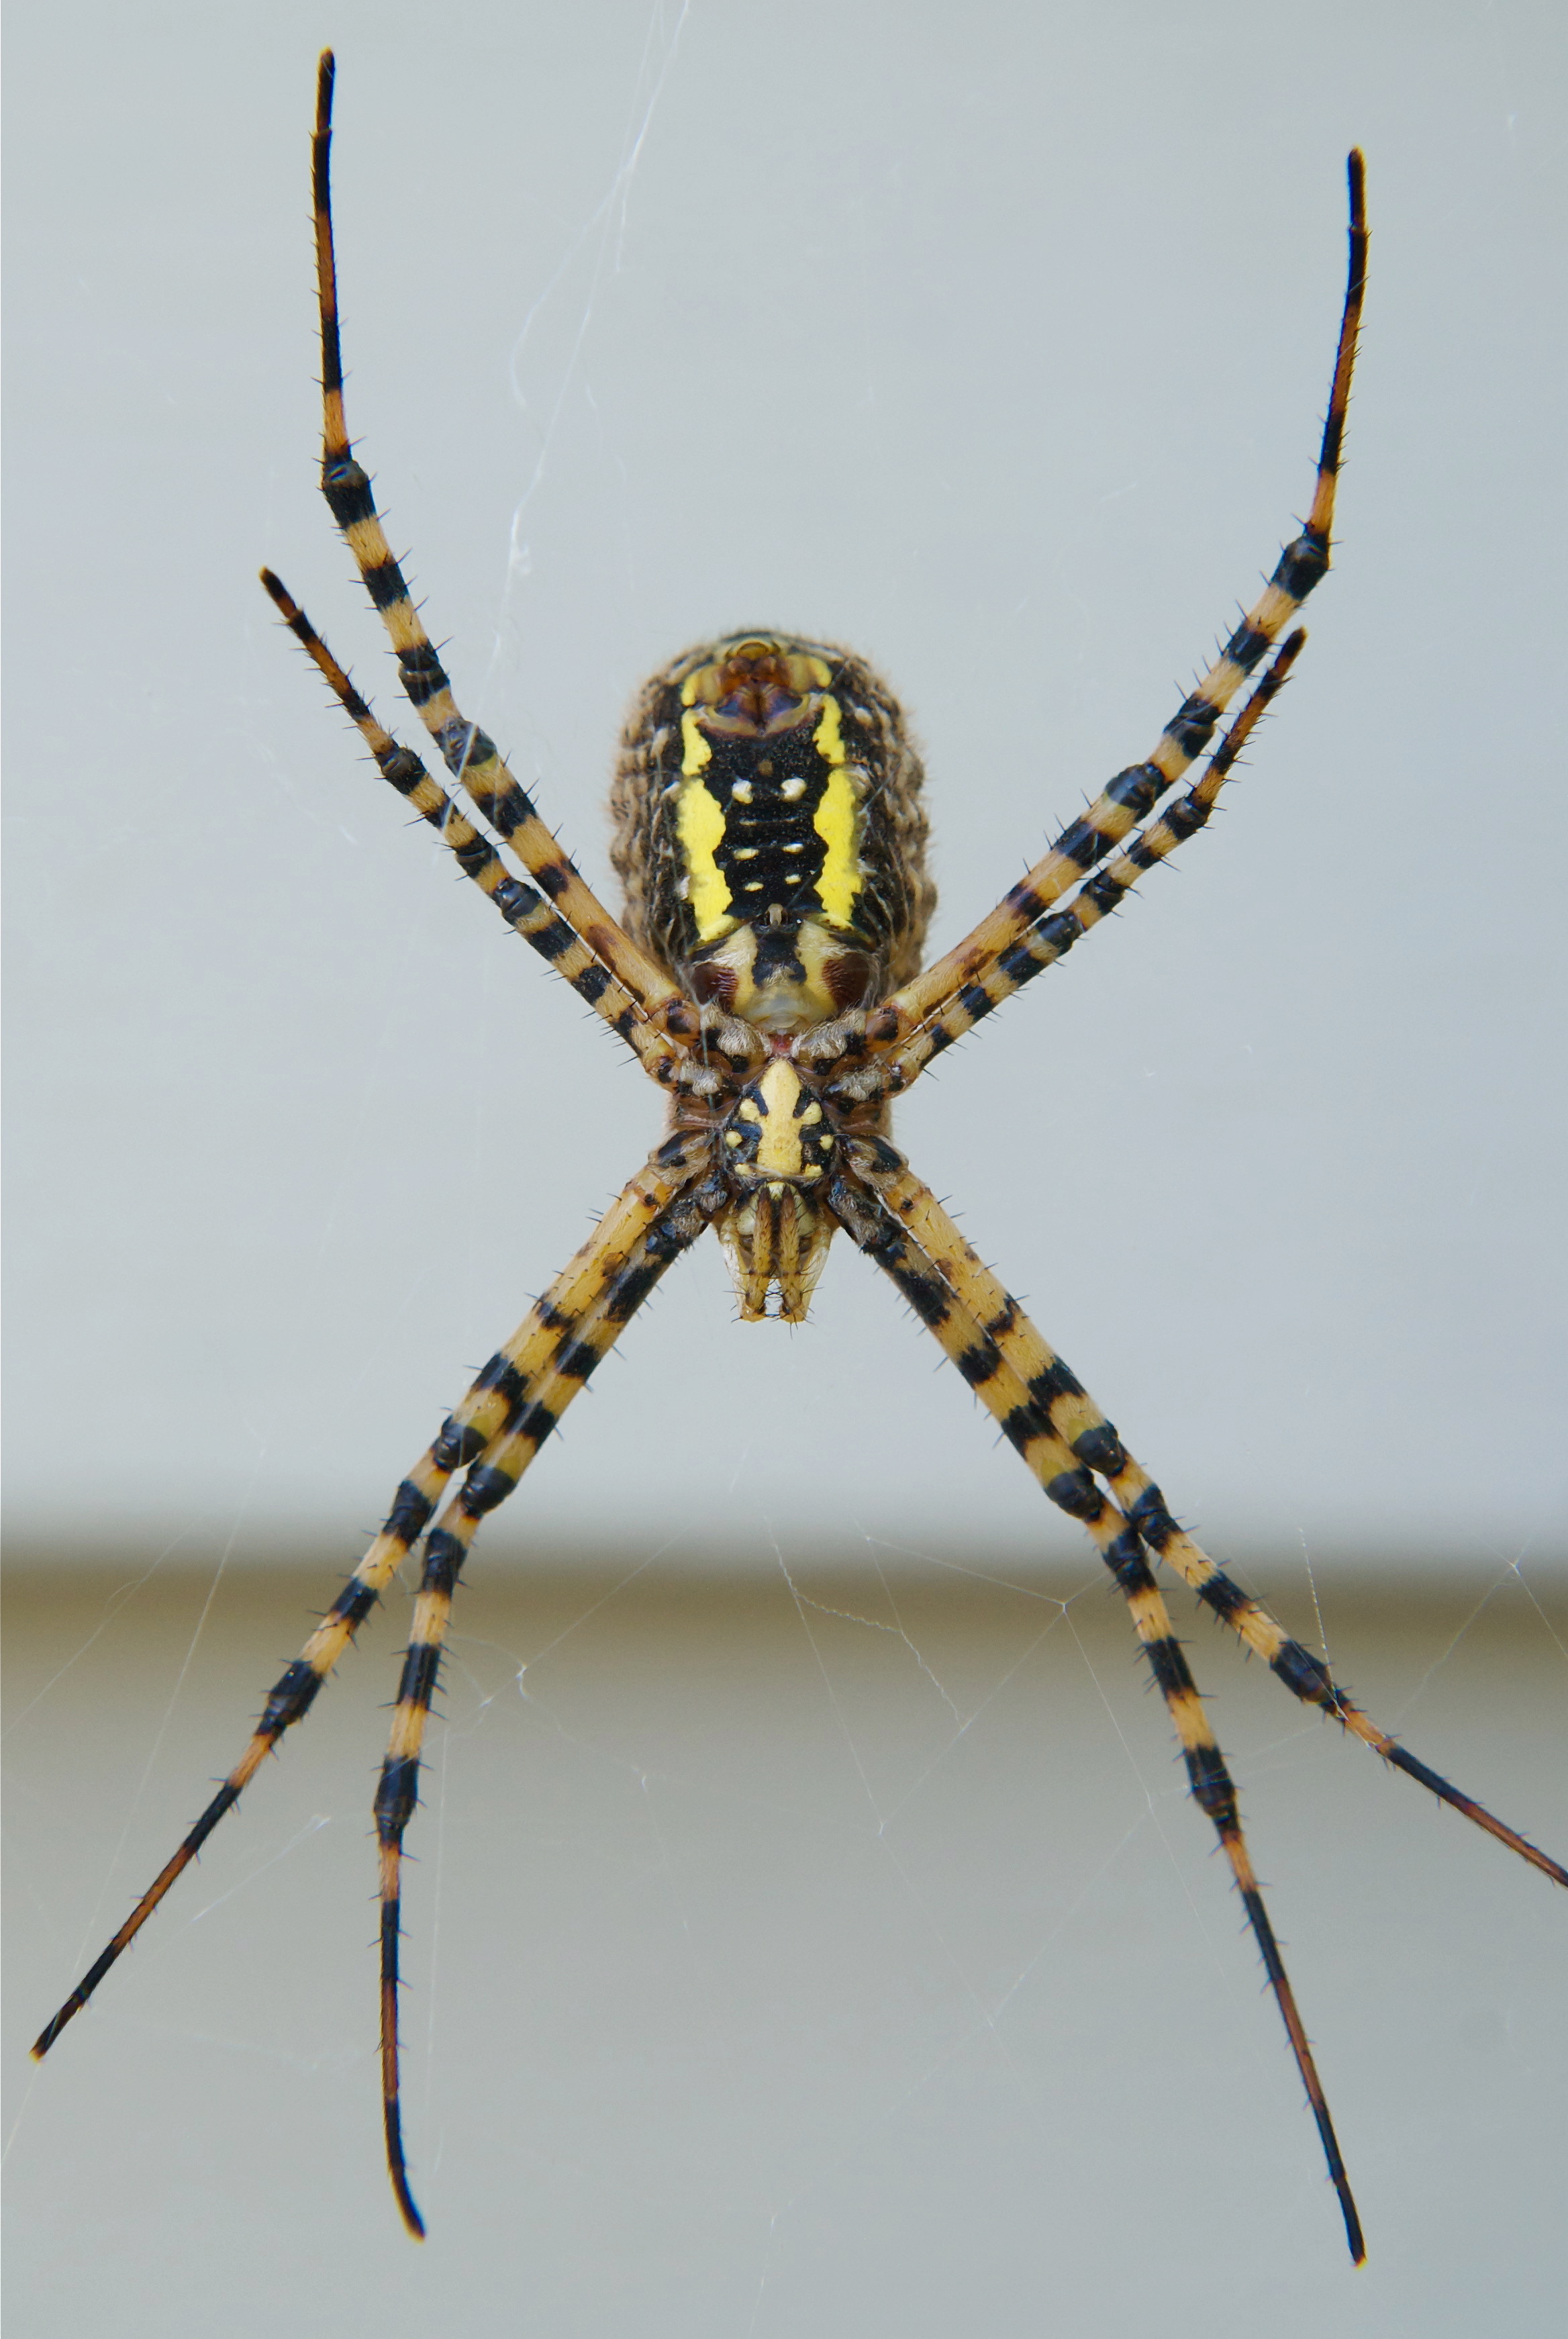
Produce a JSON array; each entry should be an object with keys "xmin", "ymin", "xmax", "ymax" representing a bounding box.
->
[{"xmin": 715, "ymin": 1057, "xmax": 840, "ymax": 1320}]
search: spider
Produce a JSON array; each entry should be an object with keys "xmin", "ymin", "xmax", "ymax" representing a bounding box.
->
[{"xmin": 34, "ymin": 52, "xmax": 1565, "ymax": 2256}]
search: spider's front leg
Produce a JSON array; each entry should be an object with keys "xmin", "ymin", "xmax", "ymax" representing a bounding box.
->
[
  {"xmin": 795, "ymin": 150, "xmax": 1367, "ymax": 1106},
  {"xmin": 301, "ymin": 54, "xmax": 717, "ymax": 1065}
]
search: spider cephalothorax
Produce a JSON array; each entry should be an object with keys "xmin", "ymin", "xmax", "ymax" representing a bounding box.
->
[
  {"xmin": 676, "ymin": 1049, "xmax": 872, "ymax": 1321},
  {"xmin": 35, "ymin": 51, "xmax": 1566, "ymax": 2264},
  {"xmin": 708, "ymin": 1057, "xmax": 834, "ymax": 1318}
]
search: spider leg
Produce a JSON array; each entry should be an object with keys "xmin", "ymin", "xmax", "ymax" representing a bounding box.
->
[
  {"xmin": 304, "ymin": 53, "xmax": 704, "ymax": 1058},
  {"xmin": 870, "ymin": 630, "xmax": 1307, "ymax": 1092},
  {"xmin": 30, "ymin": 1138, "xmax": 714, "ymax": 2080},
  {"xmin": 865, "ymin": 1155, "xmax": 1567, "ymax": 1891},
  {"xmin": 829, "ymin": 1151, "xmax": 1365, "ymax": 2261},
  {"xmin": 863, "ymin": 152, "xmax": 1366, "ymax": 1063},
  {"xmin": 260, "ymin": 569, "xmax": 691, "ymax": 1086},
  {"xmin": 371, "ymin": 1155, "xmax": 720, "ymax": 2236}
]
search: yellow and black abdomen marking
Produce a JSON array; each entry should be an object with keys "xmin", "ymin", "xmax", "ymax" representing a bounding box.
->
[
  {"xmin": 610, "ymin": 634, "xmax": 936, "ymax": 1016},
  {"xmin": 675, "ymin": 707, "xmax": 861, "ymax": 947}
]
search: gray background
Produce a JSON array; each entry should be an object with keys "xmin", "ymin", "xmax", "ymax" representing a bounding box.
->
[
  {"xmin": 5, "ymin": 0, "xmax": 1564, "ymax": 1569},
  {"xmin": 5, "ymin": 1, "xmax": 1565, "ymax": 2332}
]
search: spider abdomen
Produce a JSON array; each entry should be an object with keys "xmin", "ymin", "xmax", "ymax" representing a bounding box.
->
[{"xmin": 609, "ymin": 632, "xmax": 935, "ymax": 1033}]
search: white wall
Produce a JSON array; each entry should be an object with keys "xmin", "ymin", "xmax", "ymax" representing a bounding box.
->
[{"xmin": 6, "ymin": 0, "xmax": 1564, "ymax": 1571}]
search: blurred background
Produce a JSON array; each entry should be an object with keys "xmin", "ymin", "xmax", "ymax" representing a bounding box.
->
[{"xmin": 5, "ymin": 1, "xmax": 1563, "ymax": 2332}]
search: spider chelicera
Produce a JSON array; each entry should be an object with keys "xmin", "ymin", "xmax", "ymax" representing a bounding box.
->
[{"xmin": 34, "ymin": 51, "xmax": 1566, "ymax": 2252}]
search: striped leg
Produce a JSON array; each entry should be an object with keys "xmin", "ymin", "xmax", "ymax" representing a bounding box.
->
[
  {"xmin": 304, "ymin": 55, "xmax": 701, "ymax": 1055},
  {"xmin": 869, "ymin": 630, "xmax": 1307, "ymax": 1092},
  {"xmin": 850, "ymin": 1147, "xmax": 1568, "ymax": 1891},
  {"xmin": 31, "ymin": 1139, "xmax": 713, "ymax": 2070},
  {"xmin": 372, "ymin": 1163, "xmax": 719, "ymax": 2236},
  {"xmin": 260, "ymin": 569, "xmax": 693, "ymax": 1086},
  {"xmin": 861, "ymin": 152, "xmax": 1367, "ymax": 1064},
  {"xmin": 828, "ymin": 1157, "xmax": 1365, "ymax": 2260}
]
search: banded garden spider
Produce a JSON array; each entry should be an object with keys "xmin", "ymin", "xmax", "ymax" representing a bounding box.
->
[{"xmin": 33, "ymin": 52, "xmax": 1566, "ymax": 2255}]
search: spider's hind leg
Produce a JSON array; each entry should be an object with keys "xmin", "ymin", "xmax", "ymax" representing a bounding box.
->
[
  {"xmin": 856, "ymin": 1157, "xmax": 1568, "ymax": 1895},
  {"xmin": 30, "ymin": 1145, "xmax": 714, "ymax": 2087},
  {"xmin": 369, "ymin": 1144, "xmax": 720, "ymax": 2235},
  {"xmin": 830, "ymin": 1151, "xmax": 1366, "ymax": 2260}
]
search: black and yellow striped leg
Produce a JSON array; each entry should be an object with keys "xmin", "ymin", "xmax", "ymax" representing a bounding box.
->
[
  {"xmin": 369, "ymin": 1161, "xmax": 720, "ymax": 2235},
  {"xmin": 1095, "ymin": 1542, "xmax": 1365, "ymax": 2264},
  {"xmin": 829, "ymin": 1160, "xmax": 1365, "ymax": 2260},
  {"xmin": 26, "ymin": 1439, "xmax": 447, "ymax": 2063},
  {"xmin": 849, "ymin": 1151, "xmax": 1568, "ymax": 1895},
  {"xmin": 865, "ymin": 151, "xmax": 1366, "ymax": 1059},
  {"xmin": 259, "ymin": 569, "xmax": 693, "ymax": 1087},
  {"xmin": 863, "ymin": 633, "xmax": 1307, "ymax": 1091},
  {"xmin": 304, "ymin": 54, "xmax": 709, "ymax": 1063},
  {"xmin": 31, "ymin": 1139, "xmax": 714, "ymax": 2072}
]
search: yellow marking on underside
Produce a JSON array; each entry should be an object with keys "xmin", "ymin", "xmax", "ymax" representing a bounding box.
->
[
  {"xmin": 680, "ymin": 714, "xmax": 713, "ymax": 774},
  {"xmin": 754, "ymin": 1059, "xmax": 807, "ymax": 1178},
  {"xmin": 811, "ymin": 696, "xmax": 863, "ymax": 929},
  {"xmin": 676, "ymin": 756, "xmax": 732, "ymax": 943}
]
